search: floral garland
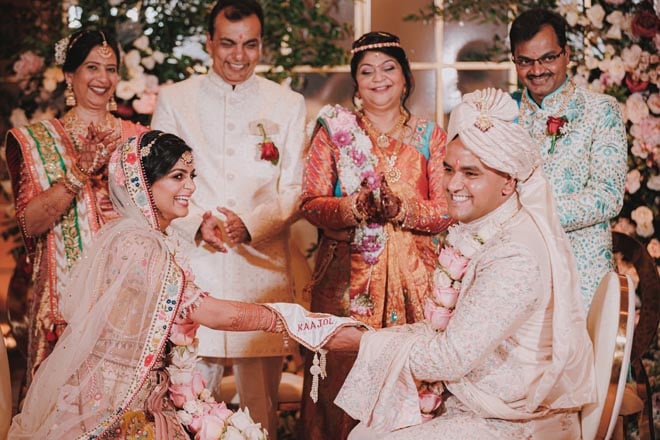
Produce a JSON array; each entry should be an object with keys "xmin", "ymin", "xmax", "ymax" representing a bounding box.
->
[
  {"xmin": 419, "ymin": 221, "xmax": 501, "ymax": 420},
  {"xmin": 316, "ymin": 104, "xmax": 386, "ymax": 316}
]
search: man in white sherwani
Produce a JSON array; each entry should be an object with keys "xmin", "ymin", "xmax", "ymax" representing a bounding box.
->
[
  {"xmin": 326, "ymin": 89, "xmax": 596, "ymax": 439},
  {"xmin": 151, "ymin": 0, "xmax": 306, "ymax": 435}
]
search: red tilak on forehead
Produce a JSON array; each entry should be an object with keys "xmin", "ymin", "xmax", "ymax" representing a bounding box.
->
[
  {"xmin": 454, "ymin": 159, "xmax": 460, "ymax": 169},
  {"xmin": 238, "ymin": 33, "xmax": 244, "ymax": 41}
]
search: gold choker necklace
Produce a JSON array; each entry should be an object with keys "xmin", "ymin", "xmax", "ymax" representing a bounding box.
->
[{"xmin": 360, "ymin": 112, "xmax": 406, "ymax": 148}]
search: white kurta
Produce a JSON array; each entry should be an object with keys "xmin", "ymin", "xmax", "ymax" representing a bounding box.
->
[{"xmin": 152, "ymin": 70, "xmax": 306, "ymax": 358}]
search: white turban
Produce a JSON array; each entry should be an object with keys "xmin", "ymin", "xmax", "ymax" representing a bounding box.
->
[{"xmin": 447, "ymin": 88, "xmax": 542, "ymax": 181}]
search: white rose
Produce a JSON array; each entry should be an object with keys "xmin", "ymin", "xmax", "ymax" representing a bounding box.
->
[
  {"xmin": 631, "ymin": 206, "xmax": 654, "ymax": 225},
  {"xmin": 433, "ymin": 269, "xmax": 452, "ymax": 288},
  {"xmin": 141, "ymin": 56, "xmax": 156, "ymax": 70},
  {"xmin": 30, "ymin": 107, "xmax": 57, "ymax": 123},
  {"xmin": 228, "ymin": 408, "xmax": 253, "ymax": 431},
  {"xmin": 625, "ymin": 169, "xmax": 641, "ymax": 194},
  {"xmin": 586, "ymin": 4, "xmax": 605, "ymax": 28},
  {"xmin": 124, "ymin": 49, "xmax": 142, "ymax": 70},
  {"xmin": 152, "ymin": 50, "xmax": 166, "ymax": 64},
  {"xmin": 607, "ymin": 56, "xmax": 626, "ymax": 84},
  {"xmin": 243, "ymin": 424, "xmax": 267, "ymax": 440},
  {"xmin": 222, "ymin": 426, "xmax": 244, "ymax": 440},
  {"xmin": 42, "ymin": 77, "xmax": 58, "ymax": 93},
  {"xmin": 182, "ymin": 398, "xmax": 204, "ymax": 416},
  {"xmin": 636, "ymin": 221, "xmax": 654, "ymax": 238},
  {"xmin": 115, "ymin": 80, "xmax": 136, "ymax": 100},
  {"xmin": 625, "ymin": 93, "xmax": 649, "ymax": 124},
  {"xmin": 167, "ymin": 367, "xmax": 194, "ymax": 385},
  {"xmin": 585, "ymin": 53, "xmax": 600, "ymax": 70},
  {"xmin": 128, "ymin": 74, "xmax": 147, "ymax": 96},
  {"xmin": 133, "ymin": 35, "xmax": 150, "ymax": 51},
  {"xmin": 565, "ymin": 11, "xmax": 579, "ymax": 27},
  {"xmin": 176, "ymin": 409, "xmax": 193, "ymax": 426},
  {"xmin": 10, "ymin": 108, "xmax": 28, "ymax": 128}
]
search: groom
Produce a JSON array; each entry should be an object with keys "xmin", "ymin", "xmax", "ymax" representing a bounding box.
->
[{"xmin": 326, "ymin": 89, "xmax": 596, "ymax": 439}]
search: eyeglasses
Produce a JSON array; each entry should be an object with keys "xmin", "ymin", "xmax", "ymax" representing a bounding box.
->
[{"xmin": 512, "ymin": 49, "xmax": 565, "ymax": 68}]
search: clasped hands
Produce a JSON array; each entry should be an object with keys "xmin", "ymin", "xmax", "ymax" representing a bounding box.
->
[
  {"xmin": 199, "ymin": 207, "xmax": 250, "ymax": 252},
  {"xmin": 353, "ymin": 174, "xmax": 402, "ymax": 224},
  {"xmin": 77, "ymin": 123, "xmax": 121, "ymax": 175}
]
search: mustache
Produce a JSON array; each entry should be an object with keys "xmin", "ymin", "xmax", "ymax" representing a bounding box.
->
[{"xmin": 525, "ymin": 72, "xmax": 552, "ymax": 81}]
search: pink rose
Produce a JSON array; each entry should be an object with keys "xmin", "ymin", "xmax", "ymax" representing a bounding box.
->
[
  {"xmin": 188, "ymin": 413, "xmax": 203, "ymax": 433},
  {"xmin": 197, "ymin": 413, "xmax": 228, "ymax": 440},
  {"xmin": 169, "ymin": 382, "xmax": 197, "ymax": 407},
  {"xmin": 432, "ymin": 286, "xmax": 459, "ymax": 308},
  {"xmin": 625, "ymin": 169, "xmax": 642, "ymax": 194},
  {"xmin": 438, "ymin": 247, "xmax": 469, "ymax": 280},
  {"xmin": 170, "ymin": 320, "xmax": 200, "ymax": 346},
  {"xmin": 208, "ymin": 401, "xmax": 234, "ymax": 421},
  {"xmin": 418, "ymin": 391, "xmax": 443, "ymax": 415},
  {"xmin": 424, "ymin": 298, "xmax": 454, "ymax": 331},
  {"xmin": 191, "ymin": 370, "xmax": 206, "ymax": 396},
  {"xmin": 13, "ymin": 51, "xmax": 44, "ymax": 79},
  {"xmin": 647, "ymin": 93, "xmax": 660, "ymax": 114}
]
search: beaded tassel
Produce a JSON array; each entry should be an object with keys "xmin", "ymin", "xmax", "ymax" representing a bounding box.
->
[{"xmin": 309, "ymin": 349, "xmax": 328, "ymax": 403}]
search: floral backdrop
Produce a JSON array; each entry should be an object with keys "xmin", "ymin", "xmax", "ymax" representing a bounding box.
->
[{"xmin": 1, "ymin": 0, "xmax": 659, "ymax": 437}]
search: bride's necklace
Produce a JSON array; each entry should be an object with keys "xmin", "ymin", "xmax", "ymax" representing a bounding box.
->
[{"xmin": 360, "ymin": 111, "xmax": 406, "ymax": 148}]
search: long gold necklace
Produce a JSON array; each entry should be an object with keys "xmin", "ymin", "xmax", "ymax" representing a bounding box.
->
[
  {"xmin": 360, "ymin": 111, "xmax": 406, "ymax": 148},
  {"xmin": 372, "ymin": 138, "xmax": 404, "ymax": 184}
]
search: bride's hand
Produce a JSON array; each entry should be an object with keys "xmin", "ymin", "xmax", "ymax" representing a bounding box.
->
[{"xmin": 324, "ymin": 326, "xmax": 364, "ymax": 352}]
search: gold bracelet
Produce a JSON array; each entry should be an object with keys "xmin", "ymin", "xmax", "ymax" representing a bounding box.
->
[
  {"xmin": 62, "ymin": 173, "xmax": 84, "ymax": 195},
  {"xmin": 350, "ymin": 195, "xmax": 366, "ymax": 223},
  {"xmin": 392, "ymin": 200, "xmax": 407, "ymax": 225},
  {"xmin": 70, "ymin": 163, "xmax": 90, "ymax": 184}
]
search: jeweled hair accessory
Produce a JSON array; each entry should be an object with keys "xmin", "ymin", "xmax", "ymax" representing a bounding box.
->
[
  {"xmin": 54, "ymin": 36, "xmax": 70, "ymax": 66},
  {"xmin": 141, "ymin": 132, "xmax": 166, "ymax": 157},
  {"xmin": 350, "ymin": 41, "xmax": 402, "ymax": 54},
  {"xmin": 181, "ymin": 151, "xmax": 193, "ymax": 165},
  {"xmin": 97, "ymin": 31, "xmax": 113, "ymax": 59}
]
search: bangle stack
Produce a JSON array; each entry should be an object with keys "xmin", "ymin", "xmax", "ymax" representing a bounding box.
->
[
  {"xmin": 62, "ymin": 164, "xmax": 90, "ymax": 195},
  {"xmin": 350, "ymin": 195, "xmax": 366, "ymax": 223}
]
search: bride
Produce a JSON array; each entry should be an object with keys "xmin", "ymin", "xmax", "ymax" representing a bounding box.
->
[{"xmin": 8, "ymin": 131, "xmax": 284, "ymax": 439}]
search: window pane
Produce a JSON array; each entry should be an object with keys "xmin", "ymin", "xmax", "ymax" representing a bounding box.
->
[
  {"xmin": 442, "ymin": 18, "xmax": 507, "ymax": 64},
  {"xmin": 371, "ymin": 0, "xmax": 436, "ymax": 62}
]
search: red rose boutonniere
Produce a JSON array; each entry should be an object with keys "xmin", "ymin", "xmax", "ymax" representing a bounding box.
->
[
  {"xmin": 257, "ymin": 123, "xmax": 279, "ymax": 165},
  {"xmin": 546, "ymin": 116, "xmax": 568, "ymax": 154}
]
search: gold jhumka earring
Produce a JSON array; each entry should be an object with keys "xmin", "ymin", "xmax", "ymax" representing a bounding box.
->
[
  {"xmin": 107, "ymin": 96, "xmax": 117, "ymax": 112},
  {"xmin": 65, "ymin": 82, "xmax": 76, "ymax": 107}
]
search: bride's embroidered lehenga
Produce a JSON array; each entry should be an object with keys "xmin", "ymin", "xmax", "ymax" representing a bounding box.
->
[{"xmin": 8, "ymin": 135, "xmax": 200, "ymax": 439}]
